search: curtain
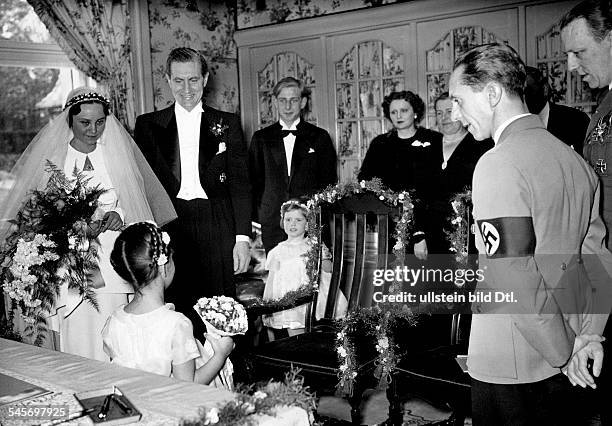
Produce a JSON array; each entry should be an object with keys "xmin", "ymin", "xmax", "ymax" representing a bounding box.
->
[{"xmin": 28, "ymin": 0, "xmax": 135, "ymax": 132}]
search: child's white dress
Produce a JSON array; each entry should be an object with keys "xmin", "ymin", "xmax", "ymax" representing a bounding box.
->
[
  {"xmin": 262, "ymin": 239, "xmax": 347, "ymax": 329},
  {"xmin": 101, "ymin": 303, "xmax": 233, "ymax": 390}
]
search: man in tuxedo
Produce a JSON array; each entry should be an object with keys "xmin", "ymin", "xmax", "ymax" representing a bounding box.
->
[
  {"xmin": 135, "ymin": 48, "xmax": 251, "ymax": 331},
  {"xmin": 524, "ymin": 65, "xmax": 590, "ymax": 156},
  {"xmin": 249, "ymin": 77, "xmax": 337, "ymax": 252},
  {"xmin": 450, "ymin": 42, "xmax": 612, "ymax": 425}
]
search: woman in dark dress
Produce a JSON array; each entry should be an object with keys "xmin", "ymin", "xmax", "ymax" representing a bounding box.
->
[
  {"xmin": 426, "ymin": 92, "xmax": 493, "ymax": 256},
  {"xmin": 358, "ymin": 90, "xmax": 441, "ymax": 259}
]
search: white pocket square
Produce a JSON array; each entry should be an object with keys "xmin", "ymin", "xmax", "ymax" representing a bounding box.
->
[
  {"xmin": 308, "ymin": 148, "xmax": 315, "ymax": 153},
  {"xmin": 411, "ymin": 140, "xmax": 430, "ymax": 147},
  {"xmin": 216, "ymin": 142, "xmax": 226, "ymax": 154}
]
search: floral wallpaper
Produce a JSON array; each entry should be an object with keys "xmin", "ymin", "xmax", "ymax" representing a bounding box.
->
[
  {"xmin": 148, "ymin": 0, "xmax": 405, "ymax": 113},
  {"xmin": 237, "ymin": 0, "xmax": 403, "ymax": 30},
  {"xmin": 148, "ymin": 0, "xmax": 239, "ymax": 112}
]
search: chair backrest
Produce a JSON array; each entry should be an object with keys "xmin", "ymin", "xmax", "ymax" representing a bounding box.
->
[{"xmin": 309, "ymin": 192, "xmax": 401, "ymax": 328}]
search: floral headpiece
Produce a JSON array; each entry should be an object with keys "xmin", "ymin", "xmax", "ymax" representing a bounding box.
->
[
  {"xmin": 64, "ymin": 91, "xmax": 111, "ymax": 111},
  {"xmin": 280, "ymin": 200, "xmax": 309, "ymax": 214}
]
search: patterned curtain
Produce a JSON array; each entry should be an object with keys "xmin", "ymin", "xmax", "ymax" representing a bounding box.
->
[{"xmin": 28, "ymin": 0, "xmax": 135, "ymax": 132}]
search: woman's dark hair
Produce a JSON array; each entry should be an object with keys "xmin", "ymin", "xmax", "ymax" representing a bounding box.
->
[
  {"xmin": 110, "ymin": 222, "xmax": 172, "ymax": 290},
  {"xmin": 382, "ymin": 90, "xmax": 425, "ymax": 123},
  {"xmin": 67, "ymin": 100, "xmax": 110, "ymax": 128}
]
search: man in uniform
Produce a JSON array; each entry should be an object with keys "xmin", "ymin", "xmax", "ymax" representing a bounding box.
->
[
  {"xmin": 561, "ymin": 2, "xmax": 612, "ymax": 421},
  {"xmin": 449, "ymin": 43, "xmax": 612, "ymax": 424}
]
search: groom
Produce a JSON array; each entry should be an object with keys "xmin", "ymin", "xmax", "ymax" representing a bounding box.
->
[{"xmin": 135, "ymin": 48, "xmax": 251, "ymax": 327}]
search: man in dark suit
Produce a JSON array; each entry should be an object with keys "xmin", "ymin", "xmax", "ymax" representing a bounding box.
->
[
  {"xmin": 524, "ymin": 65, "xmax": 590, "ymax": 156},
  {"xmin": 249, "ymin": 77, "xmax": 337, "ymax": 252},
  {"xmin": 450, "ymin": 43, "xmax": 612, "ymax": 425},
  {"xmin": 134, "ymin": 48, "xmax": 251, "ymax": 331}
]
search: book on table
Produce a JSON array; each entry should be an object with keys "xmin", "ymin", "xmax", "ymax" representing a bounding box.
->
[{"xmin": 0, "ymin": 373, "xmax": 52, "ymax": 406}]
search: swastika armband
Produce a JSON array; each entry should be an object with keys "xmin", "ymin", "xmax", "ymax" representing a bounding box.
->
[{"xmin": 476, "ymin": 217, "xmax": 535, "ymax": 258}]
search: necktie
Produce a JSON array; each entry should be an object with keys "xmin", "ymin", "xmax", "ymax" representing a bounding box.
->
[{"xmin": 281, "ymin": 130, "xmax": 297, "ymax": 138}]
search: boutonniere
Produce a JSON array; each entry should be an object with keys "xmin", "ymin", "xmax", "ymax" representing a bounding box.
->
[
  {"xmin": 411, "ymin": 140, "xmax": 431, "ymax": 147},
  {"xmin": 211, "ymin": 120, "xmax": 229, "ymax": 138},
  {"xmin": 308, "ymin": 148, "xmax": 315, "ymax": 153},
  {"xmin": 211, "ymin": 119, "xmax": 229, "ymax": 154}
]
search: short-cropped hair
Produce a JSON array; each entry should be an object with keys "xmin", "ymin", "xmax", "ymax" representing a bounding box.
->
[
  {"xmin": 166, "ymin": 47, "xmax": 208, "ymax": 77},
  {"xmin": 560, "ymin": 0, "xmax": 612, "ymax": 42},
  {"xmin": 272, "ymin": 77, "xmax": 308, "ymax": 98},
  {"xmin": 453, "ymin": 43, "xmax": 526, "ymax": 100}
]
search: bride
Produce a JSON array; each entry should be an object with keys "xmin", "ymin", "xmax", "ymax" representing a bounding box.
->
[{"xmin": 0, "ymin": 87, "xmax": 176, "ymax": 361}]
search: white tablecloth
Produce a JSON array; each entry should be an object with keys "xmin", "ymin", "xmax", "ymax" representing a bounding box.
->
[{"xmin": 0, "ymin": 338, "xmax": 309, "ymax": 425}]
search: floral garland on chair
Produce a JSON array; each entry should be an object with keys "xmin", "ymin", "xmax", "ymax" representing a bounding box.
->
[
  {"xmin": 242, "ymin": 178, "xmax": 413, "ymax": 314},
  {"xmin": 445, "ymin": 189, "xmax": 472, "ymax": 266},
  {"xmin": 303, "ymin": 179, "xmax": 415, "ymax": 396}
]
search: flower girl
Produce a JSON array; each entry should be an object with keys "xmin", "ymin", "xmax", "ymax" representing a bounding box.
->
[
  {"xmin": 263, "ymin": 199, "xmax": 347, "ymax": 339},
  {"xmin": 101, "ymin": 221, "xmax": 233, "ymax": 388}
]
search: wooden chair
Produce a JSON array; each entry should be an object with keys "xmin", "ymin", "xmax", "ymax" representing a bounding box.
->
[{"xmin": 248, "ymin": 192, "xmax": 401, "ymax": 425}]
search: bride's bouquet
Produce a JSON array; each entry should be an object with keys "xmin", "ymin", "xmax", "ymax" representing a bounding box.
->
[
  {"xmin": 193, "ymin": 295, "xmax": 249, "ymax": 337},
  {"xmin": 0, "ymin": 161, "xmax": 105, "ymax": 345}
]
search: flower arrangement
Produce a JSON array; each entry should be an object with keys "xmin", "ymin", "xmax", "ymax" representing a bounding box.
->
[
  {"xmin": 445, "ymin": 189, "xmax": 472, "ymax": 266},
  {"xmin": 193, "ymin": 295, "xmax": 249, "ymax": 336},
  {"xmin": 335, "ymin": 306, "xmax": 417, "ymax": 396},
  {"xmin": 182, "ymin": 368, "xmax": 317, "ymax": 426},
  {"xmin": 0, "ymin": 161, "xmax": 105, "ymax": 345}
]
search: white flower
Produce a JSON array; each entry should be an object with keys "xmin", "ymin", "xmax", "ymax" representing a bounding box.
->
[
  {"xmin": 339, "ymin": 364, "xmax": 348, "ymax": 372},
  {"xmin": 360, "ymin": 180, "xmax": 366, "ymax": 188},
  {"xmin": 162, "ymin": 232, "xmax": 171, "ymax": 245},
  {"xmin": 337, "ymin": 346, "xmax": 347, "ymax": 357},
  {"xmin": 379, "ymin": 195, "xmax": 385, "ymax": 201},
  {"xmin": 68, "ymin": 236, "xmax": 78, "ymax": 249},
  {"xmin": 157, "ymin": 253, "xmax": 168, "ymax": 266},
  {"xmin": 398, "ymin": 193, "xmax": 405, "ymax": 200},
  {"xmin": 451, "ymin": 200, "xmax": 461, "ymax": 214},
  {"xmin": 378, "ymin": 337, "xmax": 389, "ymax": 349},
  {"xmin": 393, "ymin": 241, "xmax": 404, "ymax": 250},
  {"xmin": 253, "ymin": 391, "xmax": 267, "ymax": 400},
  {"xmin": 204, "ymin": 407, "xmax": 219, "ymax": 425},
  {"xmin": 337, "ymin": 331, "xmax": 345, "ymax": 340},
  {"xmin": 241, "ymin": 402, "xmax": 255, "ymax": 414}
]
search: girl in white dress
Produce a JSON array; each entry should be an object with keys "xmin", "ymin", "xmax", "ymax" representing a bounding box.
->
[
  {"xmin": 102, "ymin": 222, "xmax": 234, "ymax": 388},
  {"xmin": 262, "ymin": 199, "xmax": 347, "ymax": 339}
]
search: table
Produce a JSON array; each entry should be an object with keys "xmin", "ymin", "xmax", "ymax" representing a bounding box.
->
[{"xmin": 0, "ymin": 338, "xmax": 309, "ymax": 425}]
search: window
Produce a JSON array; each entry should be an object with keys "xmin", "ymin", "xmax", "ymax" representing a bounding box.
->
[{"xmin": 0, "ymin": 0, "xmax": 94, "ymax": 202}]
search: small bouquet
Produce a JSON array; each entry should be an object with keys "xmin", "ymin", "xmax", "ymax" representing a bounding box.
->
[{"xmin": 193, "ymin": 295, "xmax": 248, "ymax": 337}]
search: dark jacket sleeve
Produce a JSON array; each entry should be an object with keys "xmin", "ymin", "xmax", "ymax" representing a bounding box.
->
[
  {"xmin": 248, "ymin": 130, "xmax": 265, "ymax": 222},
  {"xmin": 317, "ymin": 128, "xmax": 338, "ymax": 188},
  {"xmin": 225, "ymin": 113, "xmax": 253, "ymax": 237}
]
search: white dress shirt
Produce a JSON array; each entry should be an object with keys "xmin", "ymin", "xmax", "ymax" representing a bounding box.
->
[
  {"xmin": 174, "ymin": 103, "xmax": 249, "ymax": 244},
  {"xmin": 175, "ymin": 102, "xmax": 208, "ymax": 200},
  {"xmin": 280, "ymin": 118, "xmax": 300, "ymax": 176}
]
